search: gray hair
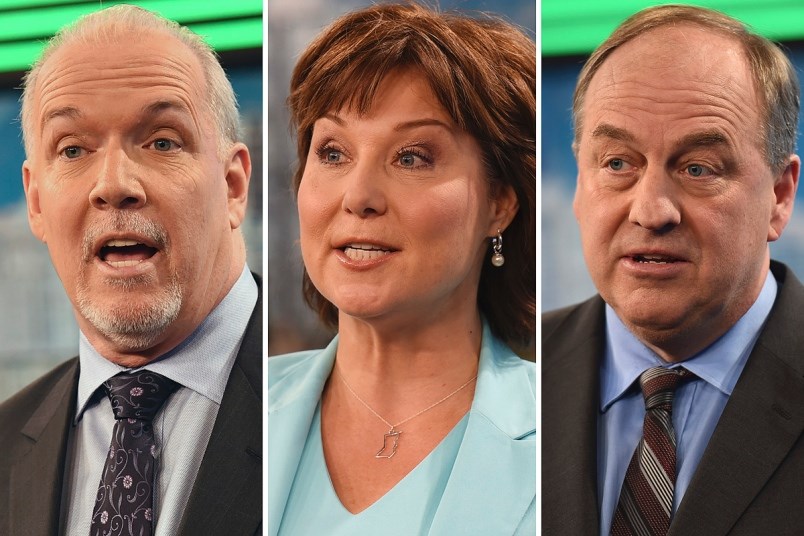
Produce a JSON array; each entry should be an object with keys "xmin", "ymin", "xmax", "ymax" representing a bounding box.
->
[
  {"xmin": 20, "ymin": 4, "xmax": 241, "ymax": 157},
  {"xmin": 573, "ymin": 4, "xmax": 800, "ymax": 174}
]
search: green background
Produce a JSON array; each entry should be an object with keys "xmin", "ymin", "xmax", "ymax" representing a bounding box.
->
[
  {"xmin": 0, "ymin": 0, "xmax": 262, "ymax": 72},
  {"xmin": 543, "ymin": 0, "xmax": 804, "ymax": 56}
]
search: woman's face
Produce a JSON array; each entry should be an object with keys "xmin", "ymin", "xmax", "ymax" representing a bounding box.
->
[{"xmin": 297, "ymin": 69, "xmax": 515, "ymax": 328}]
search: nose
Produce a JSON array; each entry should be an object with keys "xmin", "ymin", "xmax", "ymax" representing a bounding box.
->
[
  {"xmin": 341, "ymin": 162, "xmax": 387, "ymax": 217},
  {"xmin": 89, "ymin": 145, "xmax": 146, "ymax": 210},
  {"xmin": 628, "ymin": 165, "xmax": 681, "ymax": 232}
]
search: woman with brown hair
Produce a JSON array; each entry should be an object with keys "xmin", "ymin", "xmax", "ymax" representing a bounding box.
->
[{"xmin": 268, "ymin": 4, "xmax": 535, "ymax": 534}]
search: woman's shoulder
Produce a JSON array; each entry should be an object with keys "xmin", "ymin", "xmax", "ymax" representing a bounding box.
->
[
  {"xmin": 267, "ymin": 349, "xmax": 323, "ymax": 385},
  {"xmin": 267, "ymin": 336, "xmax": 339, "ymax": 392}
]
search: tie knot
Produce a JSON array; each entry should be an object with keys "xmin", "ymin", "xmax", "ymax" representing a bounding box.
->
[
  {"xmin": 103, "ymin": 370, "xmax": 179, "ymax": 421},
  {"xmin": 638, "ymin": 367, "xmax": 691, "ymax": 411}
]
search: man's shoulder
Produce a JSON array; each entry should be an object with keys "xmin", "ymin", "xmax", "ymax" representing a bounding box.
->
[
  {"xmin": 0, "ymin": 358, "xmax": 77, "ymax": 444},
  {"xmin": 542, "ymin": 295, "xmax": 606, "ymax": 343}
]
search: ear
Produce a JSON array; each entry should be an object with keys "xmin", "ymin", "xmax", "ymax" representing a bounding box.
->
[
  {"xmin": 768, "ymin": 155, "xmax": 799, "ymax": 242},
  {"xmin": 224, "ymin": 142, "xmax": 251, "ymax": 230},
  {"xmin": 22, "ymin": 160, "xmax": 46, "ymax": 243},
  {"xmin": 487, "ymin": 183, "xmax": 519, "ymax": 235}
]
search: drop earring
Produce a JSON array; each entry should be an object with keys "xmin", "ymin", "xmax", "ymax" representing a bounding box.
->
[{"xmin": 491, "ymin": 229, "xmax": 504, "ymax": 267}]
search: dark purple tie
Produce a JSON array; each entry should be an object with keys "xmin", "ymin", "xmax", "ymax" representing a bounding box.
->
[
  {"xmin": 90, "ymin": 371, "xmax": 178, "ymax": 536},
  {"xmin": 611, "ymin": 367, "xmax": 692, "ymax": 536}
]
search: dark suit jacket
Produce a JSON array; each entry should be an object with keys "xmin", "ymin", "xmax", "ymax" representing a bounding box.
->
[
  {"xmin": 542, "ymin": 261, "xmax": 804, "ymax": 536},
  {"xmin": 0, "ymin": 276, "xmax": 263, "ymax": 536}
]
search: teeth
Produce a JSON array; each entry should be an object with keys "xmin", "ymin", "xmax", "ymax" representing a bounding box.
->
[
  {"xmin": 344, "ymin": 246, "xmax": 391, "ymax": 261},
  {"xmin": 347, "ymin": 243, "xmax": 388, "ymax": 251},
  {"xmin": 636, "ymin": 255, "xmax": 674, "ymax": 264},
  {"xmin": 105, "ymin": 239, "xmax": 140, "ymax": 247},
  {"xmin": 106, "ymin": 259, "xmax": 143, "ymax": 268}
]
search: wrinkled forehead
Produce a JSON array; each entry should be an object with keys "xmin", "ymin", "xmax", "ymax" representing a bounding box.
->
[
  {"xmin": 582, "ymin": 24, "xmax": 761, "ymax": 136},
  {"xmin": 588, "ymin": 24, "xmax": 757, "ymax": 107},
  {"xmin": 29, "ymin": 28, "xmax": 208, "ymax": 136}
]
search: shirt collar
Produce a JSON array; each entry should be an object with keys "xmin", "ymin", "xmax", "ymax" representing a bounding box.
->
[
  {"xmin": 75, "ymin": 265, "xmax": 258, "ymax": 422},
  {"xmin": 601, "ymin": 270, "xmax": 777, "ymax": 412}
]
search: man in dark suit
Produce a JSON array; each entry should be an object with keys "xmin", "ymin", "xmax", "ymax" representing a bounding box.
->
[
  {"xmin": 543, "ymin": 5, "xmax": 804, "ymax": 536},
  {"xmin": 0, "ymin": 5, "xmax": 261, "ymax": 535}
]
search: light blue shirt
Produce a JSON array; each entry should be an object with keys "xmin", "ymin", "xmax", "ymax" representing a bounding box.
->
[
  {"xmin": 598, "ymin": 271, "xmax": 777, "ymax": 536},
  {"xmin": 278, "ymin": 403, "xmax": 469, "ymax": 535},
  {"xmin": 60, "ymin": 266, "xmax": 257, "ymax": 536}
]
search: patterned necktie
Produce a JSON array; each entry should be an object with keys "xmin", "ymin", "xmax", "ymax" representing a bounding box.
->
[
  {"xmin": 611, "ymin": 367, "xmax": 692, "ymax": 536},
  {"xmin": 90, "ymin": 370, "xmax": 179, "ymax": 536}
]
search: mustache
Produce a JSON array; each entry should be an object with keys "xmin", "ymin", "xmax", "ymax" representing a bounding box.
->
[{"xmin": 82, "ymin": 212, "xmax": 168, "ymax": 261}]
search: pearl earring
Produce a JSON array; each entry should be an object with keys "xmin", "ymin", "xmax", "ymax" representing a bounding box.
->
[{"xmin": 491, "ymin": 229, "xmax": 504, "ymax": 267}]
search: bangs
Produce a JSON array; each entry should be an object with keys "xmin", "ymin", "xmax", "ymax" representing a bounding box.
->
[{"xmin": 292, "ymin": 26, "xmax": 468, "ymax": 148}]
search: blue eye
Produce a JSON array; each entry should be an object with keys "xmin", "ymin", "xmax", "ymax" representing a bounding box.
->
[
  {"xmin": 608, "ymin": 159, "xmax": 624, "ymax": 170},
  {"xmin": 61, "ymin": 146, "xmax": 84, "ymax": 159},
  {"xmin": 399, "ymin": 153, "xmax": 417, "ymax": 167},
  {"xmin": 396, "ymin": 149, "xmax": 431, "ymax": 169},
  {"xmin": 314, "ymin": 143, "xmax": 346, "ymax": 165},
  {"xmin": 151, "ymin": 138, "xmax": 178, "ymax": 152},
  {"xmin": 686, "ymin": 164, "xmax": 712, "ymax": 177},
  {"xmin": 325, "ymin": 150, "xmax": 343, "ymax": 163}
]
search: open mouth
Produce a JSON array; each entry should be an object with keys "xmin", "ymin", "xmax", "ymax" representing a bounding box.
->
[
  {"xmin": 631, "ymin": 254, "xmax": 679, "ymax": 265},
  {"xmin": 98, "ymin": 238, "xmax": 159, "ymax": 267},
  {"xmin": 341, "ymin": 243, "xmax": 395, "ymax": 261}
]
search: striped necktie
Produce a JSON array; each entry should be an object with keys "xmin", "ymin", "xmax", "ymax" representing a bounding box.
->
[{"xmin": 611, "ymin": 367, "xmax": 692, "ymax": 536}]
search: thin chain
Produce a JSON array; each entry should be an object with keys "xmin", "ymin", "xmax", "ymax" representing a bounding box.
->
[{"xmin": 335, "ymin": 365, "xmax": 478, "ymax": 430}]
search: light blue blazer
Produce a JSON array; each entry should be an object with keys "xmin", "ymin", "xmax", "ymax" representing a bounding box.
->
[{"xmin": 267, "ymin": 322, "xmax": 536, "ymax": 535}]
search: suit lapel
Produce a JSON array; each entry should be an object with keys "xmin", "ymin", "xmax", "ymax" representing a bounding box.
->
[
  {"xmin": 179, "ymin": 285, "xmax": 263, "ymax": 535},
  {"xmin": 267, "ymin": 340, "xmax": 337, "ymax": 536},
  {"xmin": 670, "ymin": 263, "xmax": 804, "ymax": 535},
  {"xmin": 542, "ymin": 297, "xmax": 605, "ymax": 535},
  {"xmin": 429, "ymin": 325, "xmax": 537, "ymax": 535},
  {"xmin": 10, "ymin": 360, "xmax": 78, "ymax": 535}
]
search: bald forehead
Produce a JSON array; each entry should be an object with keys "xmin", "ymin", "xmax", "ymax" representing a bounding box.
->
[
  {"xmin": 28, "ymin": 28, "xmax": 210, "ymax": 144},
  {"xmin": 604, "ymin": 24, "xmax": 748, "ymax": 76},
  {"xmin": 583, "ymin": 24, "xmax": 761, "ymax": 133},
  {"xmin": 38, "ymin": 28, "xmax": 204, "ymax": 92}
]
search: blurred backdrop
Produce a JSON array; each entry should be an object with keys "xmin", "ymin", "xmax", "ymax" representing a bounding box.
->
[
  {"xmin": 542, "ymin": 0, "xmax": 804, "ymax": 312},
  {"xmin": 0, "ymin": 0, "xmax": 262, "ymax": 401},
  {"xmin": 266, "ymin": 0, "xmax": 536, "ymax": 355}
]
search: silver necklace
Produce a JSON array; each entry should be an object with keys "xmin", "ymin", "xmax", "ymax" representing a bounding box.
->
[{"xmin": 335, "ymin": 365, "xmax": 478, "ymax": 459}]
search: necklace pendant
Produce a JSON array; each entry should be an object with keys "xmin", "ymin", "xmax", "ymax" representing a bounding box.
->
[{"xmin": 375, "ymin": 428, "xmax": 402, "ymax": 459}]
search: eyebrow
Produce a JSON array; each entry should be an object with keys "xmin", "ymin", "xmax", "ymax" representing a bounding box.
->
[
  {"xmin": 41, "ymin": 100, "xmax": 192, "ymax": 130},
  {"xmin": 590, "ymin": 123, "xmax": 636, "ymax": 143},
  {"xmin": 676, "ymin": 130, "xmax": 730, "ymax": 149},
  {"xmin": 392, "ymin": 118, "xmax": 453, "ymax": 132},
  {"xmin": 590, "ymin": 124, "xmax": 730, "ymax": 151},
  {"xmin": 320, "ymin": 113, "xmax": 453, "ymax": 132},
  {"xmin": 42, "ymin": 106, "xmax": 82, "ymax": 129},
  {"xmin": 140, "ymin": 99, "xmax": 192, "ymax": 118}
]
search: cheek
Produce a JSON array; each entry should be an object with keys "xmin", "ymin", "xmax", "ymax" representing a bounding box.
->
[
  {"xmin": 296, "ymin": 177, "xmax": 333, "ymax": 256},
  {"xmin": 400, "ymin": 181, "xmax": 486, "ymax": 254}
]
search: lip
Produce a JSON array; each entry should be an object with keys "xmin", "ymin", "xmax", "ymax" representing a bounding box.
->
[
  {"xmin": 92, "ymin": 232, "xmax": 162, "ymax": 276},
  {"xmin": 619, "ymin": 249, "xmax": 690, "ymax": 278},
  {"xmin": 92, "ymin": 232, "xmax": 160, "ymax": 257},
  {"xmin": 333, "ymin": 239, "xmax": 399, "ymax": 269}
]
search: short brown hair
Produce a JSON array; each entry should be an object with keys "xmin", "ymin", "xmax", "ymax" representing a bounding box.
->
[
  {"xmin": 573, "ymin": 4, "xmax": 799, "ymax": 174},
  {"xmin": 288, "ymin": 2, "xmax": 536, "ymax": 345}
]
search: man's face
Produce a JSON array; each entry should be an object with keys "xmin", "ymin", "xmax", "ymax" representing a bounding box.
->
[
  {"xmin": 22, "ymin": 29, "xmax": 250, "ymax": 365},
  {"xmin": 574, "ymin": 24, "xmax": 798, "ymax": 360}
]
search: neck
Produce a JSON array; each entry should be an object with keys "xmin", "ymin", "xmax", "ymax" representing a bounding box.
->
[{"xmin": 332, "ymin": 308, "xmax": 482, "ymax": 418}]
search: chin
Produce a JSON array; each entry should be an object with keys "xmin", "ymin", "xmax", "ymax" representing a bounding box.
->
[{"xmin": 76, "ymin": 279, "xmax": 183, "ymax": 352}]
